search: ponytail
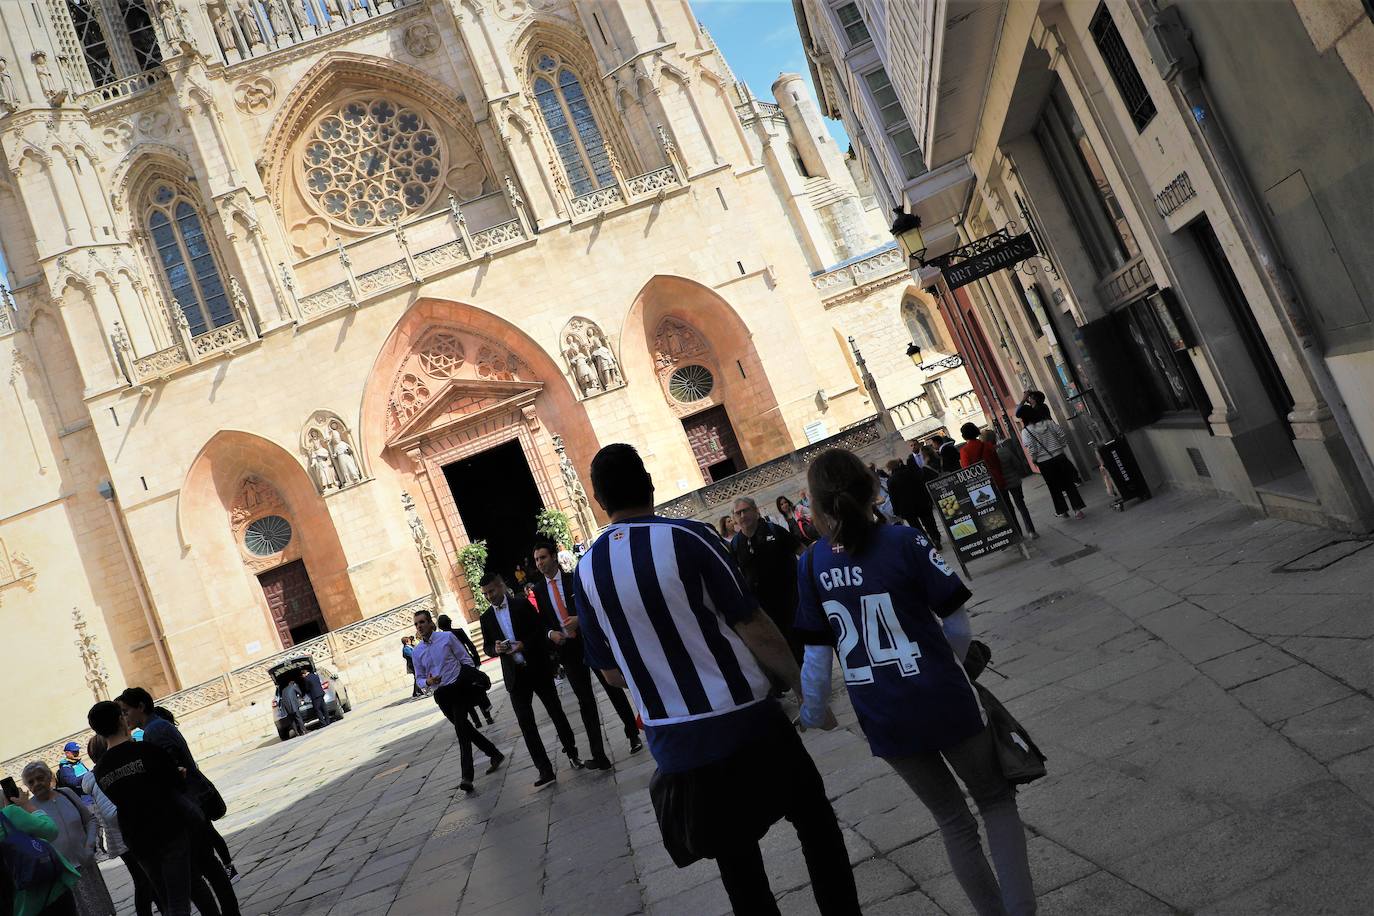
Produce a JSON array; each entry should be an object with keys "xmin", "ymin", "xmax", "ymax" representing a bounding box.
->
[{"xmin": 807, "ymin": 448, "xmax": 881, "ymax": 554}]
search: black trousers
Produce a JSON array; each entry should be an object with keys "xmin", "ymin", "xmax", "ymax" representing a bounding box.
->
[
  {"xmin": 562, "ymin": 643, "xmax": 638, "ymax": 759},
  {"xmin": 659, "ymin": 709, "xmax": 859, "ymax": 915},
  {"xmin": 1039, "ymin": 454, "xmax": 1085, "ymax": 514},
  {"xmin": 1003, "ymin": 484, "xmax": 1036, "ymax": 534},
  {"xmin": 134, "ymin": 826, "xmax": 236, "ymax": 916},
  {"xmin": 508, "ymin": 668, "xmax": 577, "ymax": 776},
  {"xmin": 903, "ymin": 506, "xmax": 943, "ymax": 547},
  {"xmin": 309, "ymin": 693, "xmax": 329, "ymax": 727},
  {"xmin": 434, "ymin": 681, "xmax": 500, "ymax": 783}
]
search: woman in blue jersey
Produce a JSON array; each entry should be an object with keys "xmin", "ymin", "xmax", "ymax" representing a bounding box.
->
[{"xmin": 796, "ymin": 448, "xmax": 1036, "ymax": 916}]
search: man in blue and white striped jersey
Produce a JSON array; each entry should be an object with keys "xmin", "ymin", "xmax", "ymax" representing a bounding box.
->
[{"xmin": 574, "ymin": 443, "xmax": 859, "ymax": 916}]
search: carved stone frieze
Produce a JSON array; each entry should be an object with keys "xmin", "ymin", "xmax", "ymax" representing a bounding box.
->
[
  {"xmin": 384, "ymin": 325, "xmax": 531, "ymax": 436},
  {"xmin": 0, "ymin": 538, "xmax": 36, "ymax": 605}
]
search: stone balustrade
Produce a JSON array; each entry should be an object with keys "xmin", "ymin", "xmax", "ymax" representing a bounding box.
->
[
  {"xmin": 77, "ymin": 67, "xmax": 168, "ymax": 107},
  {"xmin": 811, "ymin": 243, "xmax": 908, "ymax": 297},
  {"xmin": 655, "ymin": 415, "xmax": 896, "ymax": 520}
]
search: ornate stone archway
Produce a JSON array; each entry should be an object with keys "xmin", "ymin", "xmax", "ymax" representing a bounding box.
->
[{"xmin": 370, "ymin": 316, "xmax": 598, "ymax": 613}]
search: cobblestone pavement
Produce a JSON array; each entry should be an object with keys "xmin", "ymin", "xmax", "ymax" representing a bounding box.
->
[{"xmin": 100, "ymin": 479, "xmax": 1374, "ymax": 915}]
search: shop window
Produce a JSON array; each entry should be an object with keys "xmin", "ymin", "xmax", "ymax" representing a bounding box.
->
[
  {"xmin": 1089, "ymin": 4, "xmax": 1156, "ymax": 131},
  {"xmin": 1114, "ymin": 295, "xmax": 1209, "ymax": 417}
]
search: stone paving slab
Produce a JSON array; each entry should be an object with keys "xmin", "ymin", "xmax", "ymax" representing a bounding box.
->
[{"xmin": 97, "ymin": 479, "xmax": 1373, "ymax": 915}]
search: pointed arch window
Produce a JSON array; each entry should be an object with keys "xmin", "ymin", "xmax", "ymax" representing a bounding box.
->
[
  {"xmin": 531, "ymin": 53, "xmax": 615, "ymax": 197},
  {"xmin": 66, "ymin": 1, "xmax": 115, "ymax": 87},
  {"xmin": 143, "ymin": 182, "xmax": 231, "ymax": 336},
  {"xmin": 901, "ymin": 296, "xmax": 939, "ymax": 351}
]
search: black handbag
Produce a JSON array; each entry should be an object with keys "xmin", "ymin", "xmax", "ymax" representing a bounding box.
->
[
  {"xmin": 974, "ymin": 683, "xmax": 1047, "ymax": 785},
  {"xmin": 185, "ymin": 768, "xmax": 227, "ymax": 821},
  {"xmin": 457, "ymin": 662, "xmax": 491, "ymax": 693}
]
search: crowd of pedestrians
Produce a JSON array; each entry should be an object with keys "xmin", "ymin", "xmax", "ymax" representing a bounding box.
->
[{"xmin": 1, "ymin": 405, "xmax": 1079, "ymax": 915}]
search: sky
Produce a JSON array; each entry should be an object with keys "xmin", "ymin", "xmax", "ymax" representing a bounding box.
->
[{"xmin": 693, "ymin": 0, "xmax": 850, "ymax": 148}]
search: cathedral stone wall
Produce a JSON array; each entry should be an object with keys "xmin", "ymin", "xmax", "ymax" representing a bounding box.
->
[{"xmin": 0, "ymin": 0, "xmax": 939, "ymax": 760}]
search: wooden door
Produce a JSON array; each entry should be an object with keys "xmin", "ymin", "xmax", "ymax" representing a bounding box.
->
[
  {"xmin": 257, "ymin": 560, "xmax": 326, "ymax": 648},
  {"xmin": 682, "ymin": 405, "xmax": 745, "ymax": 482}
]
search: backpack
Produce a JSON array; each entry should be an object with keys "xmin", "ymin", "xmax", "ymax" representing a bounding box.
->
[{"xmin": 0, "ymin": 810, "xmax": 66, "ymax": 891}]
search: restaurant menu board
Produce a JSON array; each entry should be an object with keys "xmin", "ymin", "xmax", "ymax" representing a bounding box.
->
[{"xmin": 927, "ymin": 461, "xmax": 1016, "ymax": 563}]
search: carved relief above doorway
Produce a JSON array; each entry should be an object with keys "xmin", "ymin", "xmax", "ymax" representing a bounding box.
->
[
  {"xmin": 229, "ymin": 476, "xmax": 301, "ymax": 575},
  {"xmin": 379, "ymin": 322, "xmax": 593, "ymax": 612},
  {"xmin": 652, "ymin": 315, "xmax": 722, "ymax": 418}
]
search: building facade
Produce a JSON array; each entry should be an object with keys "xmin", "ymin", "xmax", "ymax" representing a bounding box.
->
[
  {"xmin": 796, "ymin": 0, "xmax": 1374, "ymax": 530},
  {"xmin": 0, "ymin": 0, "xmax": 948, "ymax": 759}
]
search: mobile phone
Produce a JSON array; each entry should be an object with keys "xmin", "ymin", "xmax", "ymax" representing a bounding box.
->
[{"xmin": 1, "ymin": 776, "xmax": 19, "ymax": 800}]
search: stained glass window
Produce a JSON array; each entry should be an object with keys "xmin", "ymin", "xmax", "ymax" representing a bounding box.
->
[
  {"xmin": 531, "ymin": 53, "xmax": 615, "ymax": 198},
  {"xmin": 299, "ymin": 95, "xmax": 444, "ymax": 229},
  {"xmin": 144, "ymin": 183, "xmax": 231, "ymax": 336}
]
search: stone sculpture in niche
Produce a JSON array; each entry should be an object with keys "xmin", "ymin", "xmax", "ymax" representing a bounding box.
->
[
  {"xmin": 301, "ymin": 411, "xmax": 365, "ymax": 493},
  {"xmin": 561, "ymin": 317, "xmax": 623, "ymax": 398},
  {"xmin": 32, "ymin": 51, "xmax": 66, "ymax": 105},
  {"xmin": 0, "ymin": 58, "xmax": 19, "ymax": 113},
  {"xmin": 330, "ymin": 428, "xmax": 362, "ymax": 486},
  {"xmin": 306, "ymin": 431, "xmax": 338, "ymax": 491}
]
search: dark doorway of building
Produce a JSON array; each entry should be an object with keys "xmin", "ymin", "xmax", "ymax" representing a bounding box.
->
[
  {"xmin": 258, "ymin": 560, "xmax": 327, "ymax": 647},
  {"xmin": 443, "ymin": 438, "xmax": 544, "ymax": 586},
  {"xmin": 683, "ymin": 405, "xmax": 746, "ymax": 482}
]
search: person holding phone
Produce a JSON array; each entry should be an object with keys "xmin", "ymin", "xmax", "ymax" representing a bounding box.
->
[{"xmin": 1, "ymin": 776, "xmax": 81, "ymax": 916}]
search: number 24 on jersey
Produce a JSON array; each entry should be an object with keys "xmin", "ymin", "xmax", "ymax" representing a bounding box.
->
[{"xmin": 824, "ymin": 593, "xmax": 922, "ymax": 685}]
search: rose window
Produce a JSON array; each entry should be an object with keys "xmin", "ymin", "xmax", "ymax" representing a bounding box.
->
[
  {"xmin": 245, "ymin": 515, "xmax": 292, "ymax": 556},
  {"xmin": 299, "ymin": 96, "xmax": 445, "ymax": 229},
  {"xmin": 668, "ymin": 365, "xmax": 714, "ymax": 403}
]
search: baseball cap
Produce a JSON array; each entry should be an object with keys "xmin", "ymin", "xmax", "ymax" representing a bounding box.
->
[{"xmin": 63, "ymin": 741, "xmax": 81, "ymax": 753}]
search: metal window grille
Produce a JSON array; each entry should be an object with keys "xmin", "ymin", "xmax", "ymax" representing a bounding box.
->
[{"xmin": 1089, "ymin": 4, "xmax": 1156, "ymax": 131}]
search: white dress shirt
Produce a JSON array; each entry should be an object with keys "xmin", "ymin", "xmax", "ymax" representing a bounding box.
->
[{"xmin": 492, "ymin": 598, "xmax": 525, "ymax": 664}]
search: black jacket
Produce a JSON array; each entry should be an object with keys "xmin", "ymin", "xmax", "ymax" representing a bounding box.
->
[
  {"xmin": 480, "ymin": 597, "xmax": 555, "ymax": 683},
  {"xmin": 533, "ymin": 571, "xmax": 584, "ymax": 665},
  {"xmin": 303, "ymin": 672, "xmax": 326, "ymax": 701},
  {"xmin": 887, "ymin": 462, "xmax": 931, "ymax": 521}
]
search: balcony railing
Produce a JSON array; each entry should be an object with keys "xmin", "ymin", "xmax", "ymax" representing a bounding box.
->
[
  {"xmin": 570, "ymin": 185, "xmax": 625, "ymax": 216},
  {"xmin": 76, "ymin": 67, "xmax": 168, "ymax": 107},
  {"xmin": 191, "ymin": 318, "xmax": 250, "ymax": 358},
  {"xmin": 217, "ymin": 0, "xmax": 418, "ymax": 65},
  {"xmin": 812, "ymin": 244, "xmax": 907, "ymax": 297},
  {"xmin": 889, "ymin": 393, "xmax": 935, "ymax": 429}
]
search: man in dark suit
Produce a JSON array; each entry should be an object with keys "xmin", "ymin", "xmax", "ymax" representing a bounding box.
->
[
  {"xmin": 531, "ymin": 540, "xmax": 642, "ymax": 769},
  {"xmin": 302, "ymin": 669, "xmax": 329, "ymax": 728},
  {"xmin": 479, "ymin": 571, "xmax": 581, "ymax": 787}
]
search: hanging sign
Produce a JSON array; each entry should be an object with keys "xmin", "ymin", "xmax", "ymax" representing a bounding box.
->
[
  {"xmin": 927, "ymin": 462, "xmax": 1016, "ymax": 563},
  {"xmin": 941, "ymin": 233, "xmax": 1038, "ymax": 289}
]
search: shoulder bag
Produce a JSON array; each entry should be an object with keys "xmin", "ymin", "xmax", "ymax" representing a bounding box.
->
[
  {"xmin": 0, "ymin": 811, "xmax": 65, "ymax": 891},
  {"xmin": 974, "ymin": 683, "xmax": 1048, "ymax": 785}
]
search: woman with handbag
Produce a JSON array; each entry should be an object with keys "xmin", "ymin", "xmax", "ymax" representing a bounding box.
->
[
  {"xmin": 1017, "ymin": 403, "xmax": 1085, "ymax": 520},
  {"xmin": 0, "ymin": 780, "xmax": 81, "ymax": 916},
  {"xmin": 20, "ymin": 763, "xmax": 114, "ymax": 916},
  {"xmin": 795, "ymin": 449, "xmax": 1036, "ymax": 916},
  {"xmin": 777, "ymin": 494, "xmax": 819, "ymax": 545}
]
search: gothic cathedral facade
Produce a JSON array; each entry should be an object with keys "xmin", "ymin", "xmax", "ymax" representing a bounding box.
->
[{"xmin": 0, "ymin": 0, "xmax": 956, "ymax": 756}]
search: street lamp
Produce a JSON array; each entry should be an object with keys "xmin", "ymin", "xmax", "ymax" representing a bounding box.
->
[
  {"xmin": 890, "ymin": 208, "xmax": 927, "ymax": 265},
  {"xmin": 905, "ymin": 342, "xmax": 923, "ymax": 368}
]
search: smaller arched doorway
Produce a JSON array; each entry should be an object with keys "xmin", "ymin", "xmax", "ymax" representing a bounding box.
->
[{"xmin": 180, "ymin": 431, "xmax": 361, "ymax": 663}]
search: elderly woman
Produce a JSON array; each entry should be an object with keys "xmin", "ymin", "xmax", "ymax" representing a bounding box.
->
[
  {"xmin": 0, "ymin": 778, "xmax": 80, "ymax": 916},
  {"xmin": 22, "ymin": 761, "xmax": 116, "ymax": 916}
]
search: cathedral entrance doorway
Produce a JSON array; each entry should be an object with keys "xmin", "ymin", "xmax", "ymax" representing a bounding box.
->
[
  {"xmin": 442, "ymin": 438, "xmax": 545, "ymax": 585},
  {"xmin": 683, "ymin": 405, "xmax": 745, "ymax": 482},
  {"xmin": 257, "ymin": 560, "xmax": 327, "ymax": 647}
]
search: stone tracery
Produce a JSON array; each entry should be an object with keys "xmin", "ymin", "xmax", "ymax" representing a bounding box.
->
[{"xmin": 384, "ymin": 326, "xmax": 528, "ymax": 436}]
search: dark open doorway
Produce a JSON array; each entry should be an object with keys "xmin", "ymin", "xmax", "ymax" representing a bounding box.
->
[
  {"xmin": 257, "ymin": 559, "xmax": 327, "ymax": 647},
  {"xmin": 442, "ymin": 438, "xmax": 545, "ymax": 586}
]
